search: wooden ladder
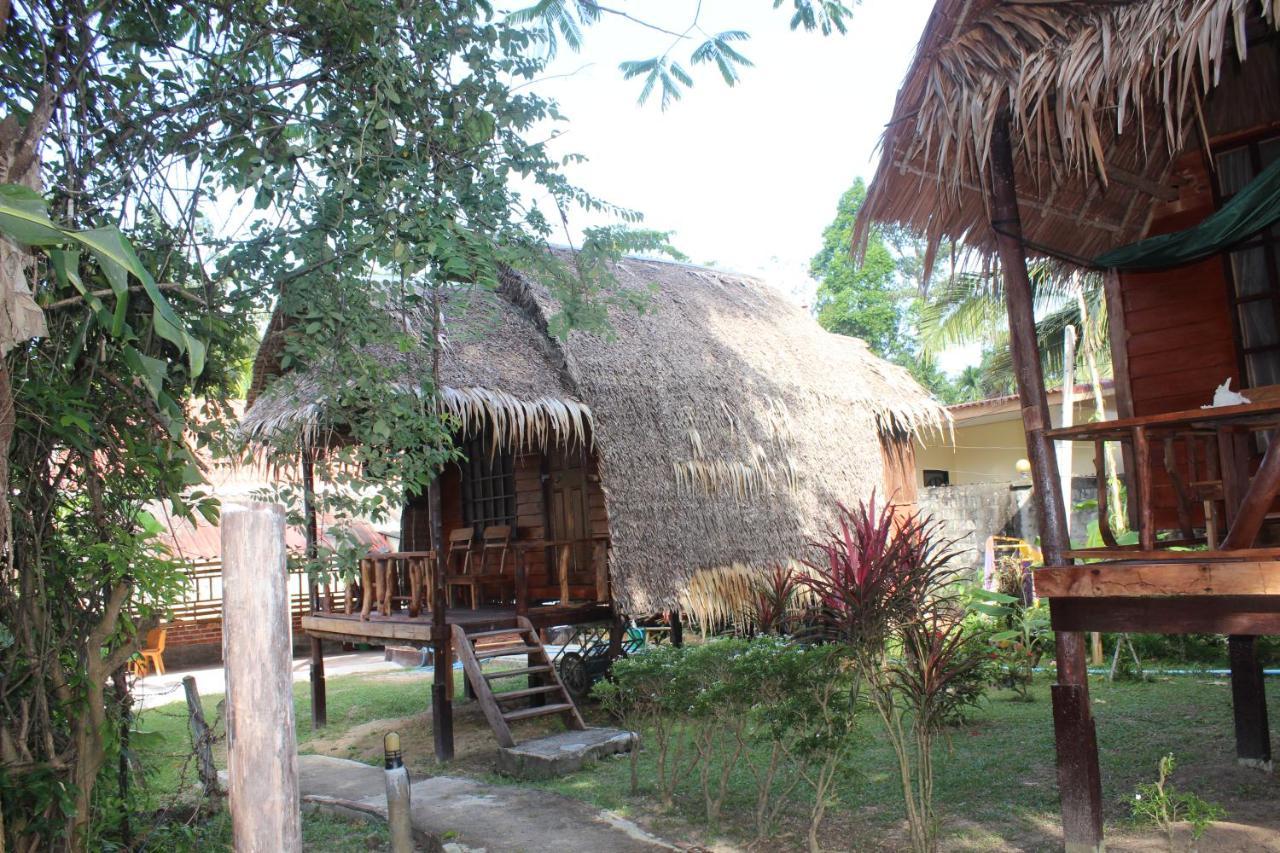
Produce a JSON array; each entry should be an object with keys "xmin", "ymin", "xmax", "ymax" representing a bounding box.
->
[{"xmin": 451, "ymin": 615, "xmax": 586, "ymax": 748}]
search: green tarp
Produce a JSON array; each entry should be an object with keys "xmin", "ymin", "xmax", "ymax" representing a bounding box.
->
[{"xmin": 1094, "ymin": 155, "xmax": 1280, "ymax": 271}]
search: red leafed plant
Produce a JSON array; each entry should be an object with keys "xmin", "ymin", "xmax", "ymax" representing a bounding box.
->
[
  {"xmin": 799, "ymin": 496, "xmax": 959, "ymax": 654},
  {"xmin": 752, "ymin": 564, "xmax": 800, "ymax": 636},
  {"xmin": 800, "ymin": 496, "xmax": 980, "ymax": 853}
]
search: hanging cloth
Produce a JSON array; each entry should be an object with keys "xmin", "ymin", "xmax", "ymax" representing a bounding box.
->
[{"xmin": 1095, "ymin": 156, "xmax": 1280, "ymax": 271}]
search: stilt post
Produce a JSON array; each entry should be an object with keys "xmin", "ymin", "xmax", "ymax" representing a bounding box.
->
[
  {"xmin": 221, "ymin": 502, "xmax": 302, "ymax": 852},
  {"xmin": 429, "ymin": 477, "xmax": 454, "ymax": 761},
  {"xmin": 989, "ymin": 114, "xmax": 1103, "ymax": 852},
  {"xmin": 1228, "ymin": 635, "xmax": 1272, "ymax": 769},
  {"xmin": 302, "ymin": 445, "xmax": 327, "ymax": 729}
]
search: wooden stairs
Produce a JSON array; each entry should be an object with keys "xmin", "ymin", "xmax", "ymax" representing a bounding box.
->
[{"xmin": 452, "ymin": 616, "xmax": 586, "ymax": 748}]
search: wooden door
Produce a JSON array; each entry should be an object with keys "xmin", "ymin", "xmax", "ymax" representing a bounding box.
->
[{"xmin": 549, "ymin": 461, "xmax": 592, "ymax": 584}]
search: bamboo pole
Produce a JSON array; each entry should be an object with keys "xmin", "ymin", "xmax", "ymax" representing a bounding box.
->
[{"xmin": 221, "ymin": 502, "xmax": 302, "ymax": 852}]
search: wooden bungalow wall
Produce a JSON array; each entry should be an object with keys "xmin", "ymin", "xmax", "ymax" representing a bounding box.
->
[
  {"xmin": 402, "ymin": 445, "xmax": 609, "ymax": 602},
  {"xmin": 1108, "ymin": 37, "xmax": 1280, "ymax": 530},
  {"xmin": 1114, "ymin": 143, "xmax": 1279, "ymax": 528}
]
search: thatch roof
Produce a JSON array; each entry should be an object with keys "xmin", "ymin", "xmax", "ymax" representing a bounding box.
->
[
  {"xmin": 243, "ymin": 255, "xmax": 949, "ymax": 617},
  {"xmin": 855, "ymin": 0, "xmax": 1280, "ymax": 271},
  {"xmin": 243, "ymin": 284, "xmax": 591, "ymax": 451}
]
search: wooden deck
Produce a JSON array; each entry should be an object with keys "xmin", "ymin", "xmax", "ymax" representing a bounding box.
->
[
  {"xmin": 302, "ymin": 602, "xmax": 613, "ymax": 645},
  {"xmin": 1033, "ymin": 556, "xmax": 1280, "ymax": 598},
  {"xmin": 1034, "ymin": 557, "xmax": 1280, "ymax": 635}
]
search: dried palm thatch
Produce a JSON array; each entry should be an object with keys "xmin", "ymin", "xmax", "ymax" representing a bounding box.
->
[
  {"xmin": 678, "ymin": 561, "xmax": 819, "ymax": 634},
  {"xmin": 855, "ymin": 0, "xmax": 1280, "ymax": 273},
  {"xmin": 242, "ymin": 286, "xmax": 592, "ymax": 452},
  {"xmin": 243, "ymin": 254, "xmax": 950, "ymax": 618},
  {"xmin": 504, "ymin": 253, "xmax": 948, "ymax": 616}
]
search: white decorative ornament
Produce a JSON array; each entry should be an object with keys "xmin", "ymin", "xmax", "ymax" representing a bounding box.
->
[{"xmin": 1202, "ymin": 378, "xmax": 1251, "ymax": 409}]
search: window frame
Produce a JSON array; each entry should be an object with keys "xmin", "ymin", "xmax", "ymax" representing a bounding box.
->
[
  {"xmin": 458, "ymin": 434, "xmax": 517, "ymax": 532},
  {"xmin": 1212, "ymin": 132, "xmax": 1280, "ymax": 386}
]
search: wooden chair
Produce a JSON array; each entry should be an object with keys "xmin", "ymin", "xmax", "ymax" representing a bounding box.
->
[
  {"xmin": 444, "ymin": 527, "xmax": 480, "ymax": 610},
  {"xmin": 131, "ymin": 627, "xmax": 167, "ymax": 677},
  {"xmin": 478, "ymin": 525, "xmax": 514, "ymax": 605}
]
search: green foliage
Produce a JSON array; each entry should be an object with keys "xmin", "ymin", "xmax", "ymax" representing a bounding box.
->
[
  {"xmin": 810, "ymin": 179, "xmax": 956, "ymax": 401},
  {"xmin": 514, "ymin": 1, "xmax": 852, "ymax": 108},
  {"xmin": 0, "ymin": 197, "xmax": 242, "ymax": 847},
  {"xmin": 1132, "ymin": 753, "xmax": 1226, "ymax": 844},
  {"xmin": 597, "ymin": 637, "xmax": 858, "ymax": 847},
  {"xmin": 970, "ymin": 590, "xmax": 1052, "ymax": 702},
  {"xmin": 920, "ymin": 263, "xmax": 1112, "ymax": 398}
]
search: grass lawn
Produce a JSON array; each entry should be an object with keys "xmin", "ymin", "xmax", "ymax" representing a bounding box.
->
[{"xmin": 134, "ymin": 663, "xmax": 1280, "ymax": 851}]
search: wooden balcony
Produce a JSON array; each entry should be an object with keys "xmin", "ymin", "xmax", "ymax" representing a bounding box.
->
[
  {"xmin": 1035, "ymin": 400, "xmax": 1280, "ymax": 634},
  {"xmin": 301, "ymin": 536, "xmax": 613, "ymax": 645}
]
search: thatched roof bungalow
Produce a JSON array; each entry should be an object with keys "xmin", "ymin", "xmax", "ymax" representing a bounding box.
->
[
  {"xmin": 244, "ymin": 255, "xmax": 948, "ymax": 627},
  {"xmin": 855, "ymin": 0, "xmax": 1279, "ymax": 846}
]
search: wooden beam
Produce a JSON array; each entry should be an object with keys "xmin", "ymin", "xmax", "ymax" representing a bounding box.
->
[
  {"xmin": 1051, "ymin": 685, "xmax": 1105, "ymax": 851},
  {"xmin": 990, "ymin": 120, "xmax": 1073, "ymax": 565},
  {"xmin": 1060, "ymin": 547, "xmax": 1280, "ymax": 561},
  {"xmin": 891, "ymin": 158, "xmax": 1125, "ymax": 234},
  {"xmin": 1221, "ymin": 433, "xmax": 1280, "ymax": 549},
  {"xmin": 1049, "ymin": 595, "xmax": 1280, "ymax": 634},
  {"xmin": 1035, "ymin": 561, "xmax": 1280, "ymax": 598},
  {"xmin": 1134, "ymin": 426, "xmax": 1155, "ymax": 551},
  {"xmin": 1105, "ymin": 162, "xmax": 1181, "ymax": 202}
]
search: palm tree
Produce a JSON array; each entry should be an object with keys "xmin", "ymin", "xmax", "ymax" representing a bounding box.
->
[
  {"xmin": 953, "ymin": 365, "xmax": 986, "ymax": 402},
  {"xmin": 921, "ymin": 266, "xmax": 1126, "ymax": 533}
]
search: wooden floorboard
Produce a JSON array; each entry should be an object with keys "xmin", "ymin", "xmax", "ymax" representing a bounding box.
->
[
  {"xmin": 1034, "ymin": 560, "xmax": 1280, "ymax": 598},
  {"xmin": 302, "ymin": 602, "xmax": 612, "ymax": 645}
]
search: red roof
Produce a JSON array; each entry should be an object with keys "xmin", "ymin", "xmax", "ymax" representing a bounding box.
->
[{"xmin": 154, "ymin": 511, "xmax": 392, "ymax": 562}]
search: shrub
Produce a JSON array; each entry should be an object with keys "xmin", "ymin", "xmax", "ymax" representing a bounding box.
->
[
  {"xmin": 1132, "ymin": 753, "xmax": 1225, "ymax": 846},
  {"xmin": 596, "ymin": 636, "xmax": 859, "ymax": 849}
]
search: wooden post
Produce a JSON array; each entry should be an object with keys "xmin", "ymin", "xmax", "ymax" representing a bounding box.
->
[
  {"xmin": 670, "ymin": 608, "xmax": 684, "ymax": 647},
  {"xmin": 1227, "ymin": 635, "xmax": 1273, "ymax": 769},
  {"xmin": 1221, "ymin": 436, "xmax": 1280, "ymax": 549},
  {"xmin": 1101, "ymin": 268, "xmax": 1139, "ymax": 531},
  {"xmin": 428, "ymin": 479, "xmax": 454, "ymax": 761},
  {"xmin": 1134, "ymin": 426, "xmax": 1155, "ymax": 551},
  {"xmin": 383, "ymin": 732, "xmax": 413, "ymax": 853},
  {"xmin": 607, "ymin": 611, "xmax": 625, "ymax": 661},
  {"xmin": 221, "ymin": 502, "xmax": 302, "ymax": 852},
  {"xmin": 183, "ymin": 675, "xmax": 221, "ymax": 799},
  {"xmin": 302, "ymin": 447, "xmax": 327, "ymax": 729},
  {"xmin": 1059, "ymin": 324, "xmax": 1077, "ymax": 537},
  {"xmin": 989, "ymin": 115, "xmax": 1103, "ymax": 853}
]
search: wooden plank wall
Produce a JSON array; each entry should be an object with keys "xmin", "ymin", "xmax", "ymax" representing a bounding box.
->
[
  {"xmin": 404, "ymin": 446, "xmax": 610, "ymax": 603},
  {"xmin": 880, "ymin": 435, "xmax": 919, "ymax": 514},
  {"xmin": 1117, "ymin": 149, "xmax": 1238, "ymax": 528}
]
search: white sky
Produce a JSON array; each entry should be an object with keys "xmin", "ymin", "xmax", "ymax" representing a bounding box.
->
[{"xmin": 521, "ymin": 0, "xmax": 980, "ymax": 373}]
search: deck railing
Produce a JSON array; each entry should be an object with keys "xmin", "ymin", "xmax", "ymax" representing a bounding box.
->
[{"xmin": 315, "ymin": 535, "xmax": 611, "ymax": 620}]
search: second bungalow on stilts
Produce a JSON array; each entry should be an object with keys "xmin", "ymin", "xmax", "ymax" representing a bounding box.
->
[{"xmin": 241, "ymin": 252, "xmax": 950, "ymax": 756}]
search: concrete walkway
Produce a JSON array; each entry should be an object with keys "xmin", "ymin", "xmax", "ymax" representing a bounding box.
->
[
  {"xmin": 132, "ymin": 650, "xmax": 399, "ymax": 711},
  {"xmin": 296, "ymin": 754, "xmax": 674, "ymax": 852}
]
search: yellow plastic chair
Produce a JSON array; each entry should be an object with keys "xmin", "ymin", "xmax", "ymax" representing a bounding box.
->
[{"xmin": 131, "ymin": 627, "xmax": 167, "ymax": 677}]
